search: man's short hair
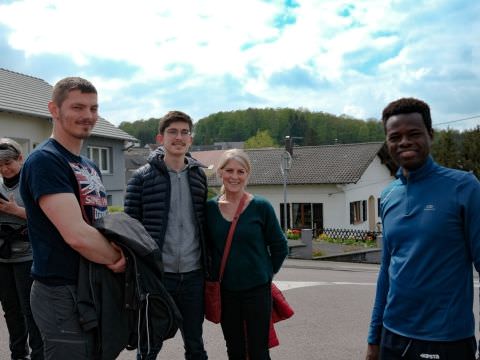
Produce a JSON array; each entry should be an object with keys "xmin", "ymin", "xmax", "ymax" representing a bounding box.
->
[
  {"xmin": 158, "ymin": 111, "xmax": 193, "ymax": 134},
  {"xmin": 382, "ymin": 97, "xmax": 432, "ymax": 132},
  {"xmin": 52, "ymin": 77, "xmax": 97, "ymax": 107}
]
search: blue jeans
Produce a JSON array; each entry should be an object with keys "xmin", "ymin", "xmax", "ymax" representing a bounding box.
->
[
  {"xmin": 140, "ymin": 269, "xmax": 207, "ymax": 360},
  {"xmin": 0, "ymin": 261, "xmax": 44, "ymax": 360}
]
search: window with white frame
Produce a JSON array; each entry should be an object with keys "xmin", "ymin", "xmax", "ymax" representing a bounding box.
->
[
  {"xmin": 87, "ymin": 146, "xmax": 112, "ymax": 174},
  {"xmin": 350, "ymin": 200, "xmax": 367, "ymax": 224}
]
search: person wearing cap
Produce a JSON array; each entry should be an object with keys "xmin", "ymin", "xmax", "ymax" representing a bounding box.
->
[{"xmin": 0, "ymin": 138, "xmax": 44, "ymax": 360}]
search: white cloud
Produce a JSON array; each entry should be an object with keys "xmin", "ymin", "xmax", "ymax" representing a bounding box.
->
[{"xmin": 0, "ymin": 0, "xmax": 478, "ymax": 127}]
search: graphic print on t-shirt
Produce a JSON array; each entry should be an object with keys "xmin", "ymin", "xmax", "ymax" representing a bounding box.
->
[{"xmin": 69, "ymin": 161, "xmax": 107, "ymax": 224}]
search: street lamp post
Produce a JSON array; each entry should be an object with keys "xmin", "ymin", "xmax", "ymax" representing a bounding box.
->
[{"xmin": 280, "ymin": 149, "xmax": 292, "ymax": 233}]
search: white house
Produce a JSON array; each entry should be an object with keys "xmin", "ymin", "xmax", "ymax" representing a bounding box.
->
[
  {"xmin": 192, "ymin": 143, "xmax": 396, "ymax": 234},
  {"xmin": 0, "ymin": 68, "xmax": 138, "ymax": 206}
]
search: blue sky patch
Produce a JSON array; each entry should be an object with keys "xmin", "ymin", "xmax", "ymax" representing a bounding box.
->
[
  {"xmin": 269, "ymin": 66, "xmax": 330, "ymax": 89},
  {"xmin": 82, "ymin": 58, "xmax": 139, "ymax": 79},
  {"xmin": 337, "ymin": 4, "xmax": 355, "ymax": 17},
  {"xmin": 273, "ymin": 12, "xmax": 296, "ymax": 28},
  {"xmin": 344, "ymin": 43, "xmax": 403, "ymax": 75},
  {"xmin": 372, "ymin": 30, "xmax": 397, "ymax": 39},
  {"xmin": 284, "ymin": 0, "xmax": 299, "ymax": 9}
]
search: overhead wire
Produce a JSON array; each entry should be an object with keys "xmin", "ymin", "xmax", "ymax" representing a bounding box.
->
[{"xmin": 435, "ymin": 115, "xmax": 480, "ymax": 126}]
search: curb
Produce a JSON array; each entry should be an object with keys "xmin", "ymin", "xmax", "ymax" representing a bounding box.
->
[{"xmin": 282, "ymin": 259, "xmax": 380, "ymax": 273}]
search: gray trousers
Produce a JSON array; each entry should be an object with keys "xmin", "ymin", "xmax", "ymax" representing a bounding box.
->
[{"xmin": 30, "ymin": 281, "xmax": 93, "ymax": 360}]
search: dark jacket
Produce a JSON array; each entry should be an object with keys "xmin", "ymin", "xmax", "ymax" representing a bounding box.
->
[
  {"xmin": 77, "ymin": 212, "xmax": 182, "ymax": 360},
  {"xmin": 124, "ymin": 147, "xmax": 209, "ymax": 274}
]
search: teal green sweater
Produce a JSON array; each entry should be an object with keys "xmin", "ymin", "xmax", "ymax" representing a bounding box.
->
[{"xmin": 206, "ymin": 195, "xmax": 288, "ymax": 291}]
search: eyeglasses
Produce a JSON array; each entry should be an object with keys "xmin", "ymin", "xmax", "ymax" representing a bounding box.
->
[
  {"xmin": 0, "ymin": 143, "xmax": 19, "ymax": 155},
  {"xmin": 164, "ymin": 129, "xmax": 191, "ymax": 137}
]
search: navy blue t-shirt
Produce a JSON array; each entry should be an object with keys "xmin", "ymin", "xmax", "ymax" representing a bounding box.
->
[{"xmin": 20, "ymin": 138, "xmax": 107, "ymax": 285}]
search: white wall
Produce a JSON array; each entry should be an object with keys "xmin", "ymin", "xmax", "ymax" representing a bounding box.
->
[
  {"xmin": 342, "ymin": 156, "xmax": 394, "ymax": 230},
  {"xmin": 0, "ymin": 113, "xmax": 128, "ymax": 206},
  {"xmin": 0, "ymin": 112, "xmax": 51, "ymax": 154},
  {"xmin": 245, "ymin": 155, "xmax": 394, "ymax": 231}
]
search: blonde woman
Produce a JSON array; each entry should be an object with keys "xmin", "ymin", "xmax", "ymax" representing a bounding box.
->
[
  {"xmin": 0, "ymin": 138, "xmax": 43, "ymax": 360},
  {"xmin": 206, "ymin": 149, "xmax": 288, "ymax": 360}
]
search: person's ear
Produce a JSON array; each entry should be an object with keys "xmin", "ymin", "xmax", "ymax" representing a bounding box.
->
[
  {"xmin": 156, "ymin": 133, "xmax": 164, "ymax": 145},
  {"xmin": 48, "ymin": 101, "xmax": 59, "ymax": 119}
]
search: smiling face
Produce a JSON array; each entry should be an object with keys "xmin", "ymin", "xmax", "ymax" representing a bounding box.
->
[
  {"xmin": 49, "ymin": 89, "xmax": 98, "ymax": 141},
  {"xmin": 157, "ymin": 120, "xmax": 193, "ymax": 158},
  {"xmin": 0, "ymin": 156, "xmax": 23, "ymax": 179},
  {"xmin": 219, "ymin": 159, "xmax": 249, "ymax": 194},
  {"xmin": 385, "ymin": 112, "xmax": 433, "ymax": 175}
]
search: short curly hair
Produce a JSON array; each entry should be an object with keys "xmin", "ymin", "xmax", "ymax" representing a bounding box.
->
[
  {"xmin": 382, "ymin": 97, "xmax": 432, "ymax": 132},
  {"xmin": 158, "ymin": 111, "xmax": 193, "ymax": 134}
]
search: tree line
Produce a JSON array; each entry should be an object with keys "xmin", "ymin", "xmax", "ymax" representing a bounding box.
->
[
  {"xmin": 431, "ymin": 127, "xmax": 480, "ymax": 178},
  {"xmin": 118, "ymin": 107, "xmax": 480, "ymax": 178},
  {"xmin": 119, "ymin": 108, "xmax": 385, "ymax": 147}
]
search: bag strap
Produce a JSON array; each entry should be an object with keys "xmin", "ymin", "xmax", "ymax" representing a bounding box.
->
[{"xmin": 218, "ymin": 193, "xmax": 248, "ymax": 282}]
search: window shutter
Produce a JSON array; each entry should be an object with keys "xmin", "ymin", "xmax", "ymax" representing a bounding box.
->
[
  {"xmin": 362, "ymin": 200, "xmax": 367, "ymax": 221},
  {"xmin": 349, "ymin": 203, "xmax": 354, "ymax": 224}
]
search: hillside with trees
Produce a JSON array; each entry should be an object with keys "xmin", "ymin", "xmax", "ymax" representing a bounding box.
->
[
  {"xmin": 193, "ymin": 108, "xmax": 385, "ymax": 146},
  {"xmin": 119, "ymin": 108, "xmax": 385, "ymax": 147},
  {"xmin": 119, "ymin": 118, "xmax": 159, "ymax": 146},
  {"xmin": 118, "ymin": 108, "xmax": 480, "ymax": 178}
]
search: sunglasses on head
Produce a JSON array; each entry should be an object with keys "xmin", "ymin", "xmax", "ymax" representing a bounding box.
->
[{"xmin": 0, "ymin": 143, "xmax": 20, "ymax": 156}]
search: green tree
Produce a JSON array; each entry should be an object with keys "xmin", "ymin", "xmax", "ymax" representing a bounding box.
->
[
  {"xmin": 120, "ymin": 107, "xmax": 386, "ymax": 147},
  {"xmin": 461, "ymin": 126, "xmax": 480, "ymax": 178},
  {"xmin": 431, "ymin": 128, "xmax": 461, "ymax": 169},
  {"xmin": 244, "ymin": 130, "xmax": 278, "ymax": 149},
  {"xmin": 119, "ymin": 118, "xmax": 158, "ymax": 146}
]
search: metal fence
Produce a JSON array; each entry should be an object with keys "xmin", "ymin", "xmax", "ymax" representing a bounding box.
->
[{"xmin": 321, "ymin": 228, "xmax": 380, "ymax": 242}]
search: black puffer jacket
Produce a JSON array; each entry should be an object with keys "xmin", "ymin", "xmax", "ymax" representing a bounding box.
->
[{"xmin": 124, "ymin": 147, "xmax": 209, "ymax": 274}]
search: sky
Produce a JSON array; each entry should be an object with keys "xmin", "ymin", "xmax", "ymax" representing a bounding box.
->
[{"xmin": 0, "ymin": 0, "xmax": 479, "ymax": 129}]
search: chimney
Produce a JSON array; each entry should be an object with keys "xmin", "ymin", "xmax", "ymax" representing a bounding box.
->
[{"xmin": 285, "ymin": 136, "xmax": 293, "ymax": 155}]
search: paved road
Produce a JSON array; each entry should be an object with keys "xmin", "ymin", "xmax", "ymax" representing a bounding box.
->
[
  {"xmin": 119, "ymin": 260, "xmax": 380, "ymax": 360},
  {"xmin": 1, "ymin": 260, "xmax": 478, "ymax": 359}
]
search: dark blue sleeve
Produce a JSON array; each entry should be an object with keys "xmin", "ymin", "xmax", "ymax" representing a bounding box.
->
[
  {"xmin": 24, "ymin": 150, "xmax": 75, "ymax": 203},
  {"xmin": 367, "ymin": 194, "xmax": 391, "ymax": 344},
  {"xmin": 367, "ymin": 237, "xmax": 390, "ymax": 344}
]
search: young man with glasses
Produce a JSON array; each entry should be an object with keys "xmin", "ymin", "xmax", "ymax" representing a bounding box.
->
[{"xmin": 125, "ymin": 110, "xmax": 208, "ymax": 360}]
